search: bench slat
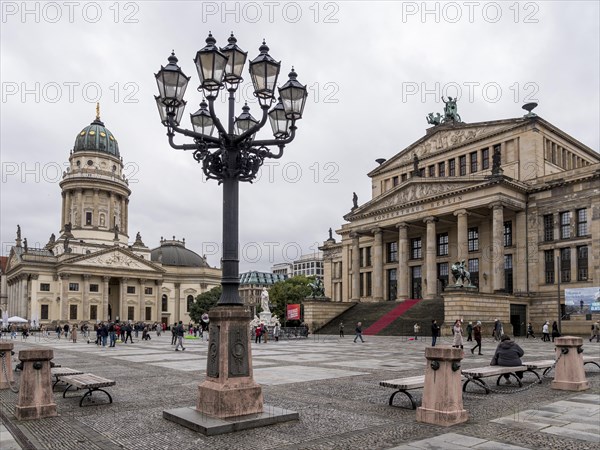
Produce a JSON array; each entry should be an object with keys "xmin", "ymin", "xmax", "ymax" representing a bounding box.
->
[
  {"xmin": 522, "ymin": 360, "xmax": 555, "ymax": 369},
  {"xmin": 462, "ymin": 366, "xmax": 527, "ymax": 377},
  {"xmin": 380, "ymin": 375, "xmax": 425, "ymax": 390},
  {"xmin": 60, "ymin": 373, "xmax": 115, "ymax": 389}
]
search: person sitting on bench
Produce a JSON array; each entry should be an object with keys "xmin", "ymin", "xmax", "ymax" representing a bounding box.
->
[{"xmin": 490, "ymin": 334, "xmax": 524, "ymax": 385}]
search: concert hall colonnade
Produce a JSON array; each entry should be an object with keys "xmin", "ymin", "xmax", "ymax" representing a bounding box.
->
[
  {"xmin": 2, "ymin": 110, "xmax": 221, "ymax": 326},
  {"xmin": 320, "ymin": 109, "xmax": 600, "ymax": 329}
]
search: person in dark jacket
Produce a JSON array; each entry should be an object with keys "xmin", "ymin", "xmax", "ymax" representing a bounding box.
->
[
  {"xmin": 431, "ymin": 319, "xmax": 440, "ymax": 347},
  {"xmin": 551, "ymin": 321, "xmax": 561, "ymax": 342},
  {"xmin": 471, "ymin": 321, "xmax": 483, "ymax": 355},
  {"xmin": 491, "ymin": 334, "xmax": 524, "ymax": 384}
]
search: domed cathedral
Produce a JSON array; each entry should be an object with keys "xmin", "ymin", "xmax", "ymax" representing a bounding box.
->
[
  {"xmin": 320, "ymin": 102, "xmax": 599, "ymax": 336},
  {"xmin": 3, "ymin": 106, "xmax": 221, "ymax": 327}
]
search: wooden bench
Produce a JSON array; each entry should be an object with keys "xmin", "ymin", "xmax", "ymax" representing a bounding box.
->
[
  {"xmin": 60, "ymin": 373, "xmax": 116, "ymax": 407},
  {"xmin": 379, "ymin": 375, "xmax": 425, "ymax": 409},
  {"xmin": 583, "ymin": 355, "xmax": 600, "ymax": 369},
  {"xmin": 461, "ymin": 366, "xmax": 527, "ymax": 394},
  {"xmin": 522, "ymin": 360, "xmax": 556, "ymax": 382},
  {"xmin": 50, "ymin": 367, "xmax": 84, "ymax": 390}
]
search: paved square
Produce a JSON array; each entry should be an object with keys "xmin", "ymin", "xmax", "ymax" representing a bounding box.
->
[{"xmin": 0, "ymin": 334, "xmax": 598, "ymax": 449}]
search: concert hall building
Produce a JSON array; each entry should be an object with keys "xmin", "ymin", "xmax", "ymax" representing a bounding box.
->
[{"xmin": 320, "ymin": 105, "xmax": 599, "ymax": 333}]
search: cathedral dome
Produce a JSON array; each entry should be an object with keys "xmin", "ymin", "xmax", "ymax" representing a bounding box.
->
[
  {"xmin": 151, "ymin": 239, "xmax": 209, "ymax": 268},
  {"xmin": 73, "ymin": 118, "xmax": 120, "ymax": 157}
]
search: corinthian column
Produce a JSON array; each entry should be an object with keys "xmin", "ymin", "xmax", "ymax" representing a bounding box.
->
[
  {"xmin": 397, "ymin": 223, "xmax": 409, "ymax": 300},
  {"xmin": 424, "ymin": 217, "xmax": 437, "ymax": 299},
  {"xmin": 491, "ymin": 202, "xmax": 505, "ymax": 292},
  {"xmin": 351, "ymin": 233, "xmax": 360, "ymax": 300},
  {"xmin": 372, "ymin": 228, "xmax": 383, "ymax": 301}
]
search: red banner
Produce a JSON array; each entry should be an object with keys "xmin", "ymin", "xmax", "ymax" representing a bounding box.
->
[{"xmin": 286, "ymin": 304, "xmax": 301, "ymax": 321}]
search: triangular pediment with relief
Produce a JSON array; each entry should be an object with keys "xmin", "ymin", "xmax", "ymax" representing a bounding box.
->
[
  {"xmin": 5, "ymin": 249, "xmax": 22, "ymax": 273},
  {"xmin": 66, "ymin": 247, "xmax": 165, "ymax": 273},
  {"xmin": 347, "ymin": 179, "xmax": 488, "ymax": 220},
  {"xmin": 372, "ymin": 119, "xmax": 522, "ymax": 176}
]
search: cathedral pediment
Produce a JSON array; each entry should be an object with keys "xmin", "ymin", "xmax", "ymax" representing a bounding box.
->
[
  {"xmin": 370, "ymin": 119, "xmax": 523, "ymax": 176},
  {"xmin": 64, "ymin": 247, "xmax": 164, "ymax": 273},
  {"xmin": 346, "ymin": 178, "xmax": 488, "ymax": 221}
]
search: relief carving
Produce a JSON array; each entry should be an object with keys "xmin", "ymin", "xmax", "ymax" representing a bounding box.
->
[{"xmin": 82, "ymin": 251, "xmax": 145, "ymax": 269}]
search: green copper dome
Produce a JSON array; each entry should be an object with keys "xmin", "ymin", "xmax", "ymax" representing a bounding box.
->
[{"xmin": 73, "ymin": 118, "xmax": 120, "ymax": 157}]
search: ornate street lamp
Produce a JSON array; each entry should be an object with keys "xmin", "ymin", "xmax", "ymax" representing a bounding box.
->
[{"xmin": 155, "ymin": 33, "xmax": 306, "ymax": 431}]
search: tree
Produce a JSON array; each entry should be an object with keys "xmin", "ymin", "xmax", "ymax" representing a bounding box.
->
[
  {"xmin": 268, "ymin": 276, "xmax": 312, "ymax": 325},
  {"xmin": 189, "ymin": 286, "xmax": 221, "ymax": 324}
]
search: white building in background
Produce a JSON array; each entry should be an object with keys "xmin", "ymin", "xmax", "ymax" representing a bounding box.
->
[{"xmin": 2, "ymin": 110, "xmax": 221, "ymax": 327}]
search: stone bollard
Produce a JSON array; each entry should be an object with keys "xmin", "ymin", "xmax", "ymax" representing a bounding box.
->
[
  {"xmin": 0, "ymin": 342, "xmax": 15, "ymax": 389},
  {"xmin": 416, "ymin": 346, "xmax": 468, "ymax": 426},
  {"xmin": 551, "ymin": 336, "xmax": 589, "ymax": 392},
  {"xmin": 15, "ymin": 349, "xmax": 57, "ymax": 420}
]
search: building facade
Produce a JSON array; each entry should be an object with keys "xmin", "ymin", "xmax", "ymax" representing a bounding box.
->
[
  {"xmin": 321, "ymin": 107, "xmax": 599, "ymax": 330},
  {"xmin": 239, "ymin": 271, "xmax": 286, "ymax": 315},
  {"xmin": 2, "ymin": 111, "xmax": 221, "ymax": 327}
]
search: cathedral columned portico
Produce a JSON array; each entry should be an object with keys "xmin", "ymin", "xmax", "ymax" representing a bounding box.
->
[{"xmin": 321, "ymin": 106, "xmax": 599, "ymax": 332}]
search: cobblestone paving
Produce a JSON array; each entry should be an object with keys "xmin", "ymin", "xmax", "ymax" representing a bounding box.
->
[{"xmin": 0, "ymin": 333, "xmax": 598, "ymax": 449}]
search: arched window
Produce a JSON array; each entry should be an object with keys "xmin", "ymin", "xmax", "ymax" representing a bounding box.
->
[
  {"xmin": 187, "ymin": 295, "xmax": 194, "ymax": 312},
  {"xmin": 162, "ymin": 294, "xmax": 168, "ymax": 312}
]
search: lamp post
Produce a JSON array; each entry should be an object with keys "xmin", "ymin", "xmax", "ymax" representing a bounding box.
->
[{"xmin": 155, "ymin": 33, "xmax": 306, "ymax": 427}]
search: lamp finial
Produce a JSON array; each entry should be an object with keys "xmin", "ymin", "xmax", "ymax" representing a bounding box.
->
[{"xmin": 96, "ymin": 102, "xmax": 100, "ymax": 120}]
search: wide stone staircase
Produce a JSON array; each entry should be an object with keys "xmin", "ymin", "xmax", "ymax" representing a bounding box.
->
[{"xmin": 316, "ymin": 298, "xmax": 445, "ymax": 336}]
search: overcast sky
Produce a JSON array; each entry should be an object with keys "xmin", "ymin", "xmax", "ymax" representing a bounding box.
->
[{"xmin": 1, "ymin": 1, "xmax": 599, "ymax": 273}]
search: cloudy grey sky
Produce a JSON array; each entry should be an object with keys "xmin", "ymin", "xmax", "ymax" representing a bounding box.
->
[{"xmin": 1, "ymin": 1, "xmax": 599, "ymax": 272}]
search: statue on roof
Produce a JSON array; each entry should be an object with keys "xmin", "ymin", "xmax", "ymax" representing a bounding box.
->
[
  {"xmin": 17, "ymin": 224, "xmax": 21, "ymax": 240},
  {"xmin": 114, "ymin": 224, "xmax": 119, "ymax": 240},
  {"xmin": 328, "ymin": 228, "xmax": 333, "ymax": 240},
  {"xmin": 426, "ymin": 112, "xmax": 442, "ymax": 126},
  {"xmin": 23, "ymin": 238, "xmax": 28, "ymax": 252},
  {"xmin": 491, "ymin": 145, "xmax": 503, "ymax": 176},
  {"xmin": 442, "ymin": 96, "xmax": 461, "ymax": 123},
  {"xmin": 352, "ymin": 192, "xmax": 358, "ymax": 210},
  {"xmin": 412, "ymin": 154, "xmax": 421, "ymax": 177}
]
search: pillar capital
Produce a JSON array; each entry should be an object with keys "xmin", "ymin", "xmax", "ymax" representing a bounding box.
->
[
  {"xmin": 139, "ymin": 278, "xmax": 147, "ymax": 284},
  {"xmin": 489, "ymin": 201, "xmax": 504, "ymax": 210},
  {"xmin": 59, "ymin": 273, "xmax": 70, "ymax": 280},
  {"xmin": 102, "ymin": 276, "xmax": 110, "ymax": 282},
  {"xmin": 423, "ymin": 216, "xmax": 438, "ymax": 224},
  {"xmin": 453, "ymin": 208, "xmax": 469, "ymax": 217},
  {"xmin": 349, "ymin": 232, "xmax": 360, "ymax": 241},
  {"xmin": 371, "ymin": 227, "xmax": 383, "ymax": 236},
  {"xmin": 396, "ymin": 222, "xmax": 409, "ymax": 230}
]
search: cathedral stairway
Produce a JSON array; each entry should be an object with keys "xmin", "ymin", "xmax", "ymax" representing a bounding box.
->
[{"xmin": 363, "ymin": 299, "xmax": 420, "ymax": 335}]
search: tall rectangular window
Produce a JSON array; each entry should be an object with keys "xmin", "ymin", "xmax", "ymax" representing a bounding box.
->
[
  {"xmin": 41, "ymin": 304, "xmax": 49, "ymax": 320},
  {"xmin": 470, "ymin": 151, "xmax": 478, "ymax": 173},
  {"xmin": 438, "ymin": 162, "xmax": 446, "ymax": 177},
  {"xmin": 145, "ymin": 287, "xmax": 153, "ymax": 295},
  {"xmin": 86, "ymin": 212, "xmax": 92, "ymax": 226},
  {"xmin": 145, "ymin": 307, "xmax": 152, "ymax": 321},
  {"xmin": 482, "ymin": 148, "xmax": 490, "ymax": 169},
  {"xmin": 449, "ymin": 159, "xmax": 456, "ymax": 176},
  {"xmin": 127, "ymin": 306, "xmax": 135, "ymax": 321},
  {"xmin": 544, "ymin": 250, "xmax": 555, "ymax": 284},
  {"xmin": 69, "ymin": 283, "xmax": 79, "ymax": 291},
  {"xmin": 576, "ymin": 208, "xmax": 588, "ymax": 236},
  {"xmin": 504, "ymin": 221, "xmax": 512, "ymax": 247},
  {"xmin": 428, "ymin": 165, "xmax": 435, "ymax": 177},
  {"xmin": 543, "ymin": 214, "xmax": 554, "ymax": 241},
  {"xmin": 401, "ymin": 173, "xmax": 407, "ymax": 182},
  {"xmin": 504, "ymin": 254, "xmax": 513, "ymax": 294},
  {"xmin": 362, "ymin": 247, "xmax": 372, "ymax": 267},
  {"xmin": 468, "ymin": 258, "xmax": 479, "ymax": 286},
  {"xmin": 411, "ymin": 238, "xmax": 422, "ymax": 259},
  {"xmin": 392, "ymin": 176, "xmax": 399, "ymax": 186},
  {"xmin": 90, "ymin": 305, "xmax": 98, "ymax": 320},
  {"xmin": 560, "ymin": 248, "xmax": 571, "ymax": 282},
  {"xmin": 560, "ymin": 211, "xmax": 571, "ymax": 239},
  {"xmin": 459, "ymin": 155, "xmax": 467, "ymax": 176},
  {"xmin": 468, "ymin": 227, "xmax": 479, "ymax": 252},
  {"xmin": 40, "ymin": 283, "xmax": 50, "ymax": 291},
  {"xmin": 69, "ymin": 304, "xmax": 78, "ymax": 320},
  {"xmin": 387, "ymin": 241, "xmax": 398, "ymax": 263},
  {"xmin": 437, "ymin": 233, "xmax": 449, "ymax": 256},
  {"xmin": 577, "ymin": 245, "xmax": 588, "ymax": 281},
  {"xmin": 90, "ymin": 284, "xmax": 99, "ymax": 292},
  {"xmin": 438, "ymin": 262, "xmax": 449, "ymax": 292},
  {"xmin": 365, "ymin": 272, "xmax": 372, "ymax": 297}
]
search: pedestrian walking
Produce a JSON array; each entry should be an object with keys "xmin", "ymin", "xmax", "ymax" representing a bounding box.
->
[
  {"xmin": 526, "ymin": 322, "xmax": 536, "ymax": 339},
  {"xmin": 353, "ymin": 321, "xmax": 365, "ymax": 343},
  {"xmin": 493, "ymin": 319, "xmax": 503, "ymax": 341},
  {"xmin": 551, "ymin": 321, "xmax": 561, "ymax": 342},
  {"xmin": 413, "ymin": 323, "xmax": 421, "ymax": 340},
  {"xmin": 339, "ymin": 321, "xmax": 344, "ymax": 338},
  {"xmin": 174, "ymin": 321, "xmax": 185, "ymax": 351},
  {"xmin": 471, "ymin": 321, "xmax": 483, "ymax": 355},
  {"xmin": 63, "ymin": 323, "xmax": 70, "ymax": 339},
  {"xmin": 466, "ymin": 321, "xmax": 473, "ymax": 341},
  {"xmin": 274, "ymin": 323, "xmax": 280, "ymax": 342},
  {"xmin": 431, "ymin": 319, "xmax": 440, "ymax": 347},
  {"xmin": 171, "ymin": 324, "xmax": 177, "ymax": 345},
  {"xmin": 71, "ymin": 324, "xmax": 77, "ymax": 343},
  {"xmin": 125, "ymin": 323, "xmax": 134, "ymax": 343},
  {"xmin": 262, "ymin": 323, "xmax": 268, "ymax": 343},
  {"xmin": 452, "ymin": 319, "xmax": 464, "ymax": 349},
  {"xmin": 109, "ymin": 322, "xmax": 116, "ymax": 347},
  {"xmin": 542, "ymin": 321, "xmax": 550, "ymax": 342},
  {"xmin": 255, "ymin": 325, "xmax": 262, "ymax": 344}
]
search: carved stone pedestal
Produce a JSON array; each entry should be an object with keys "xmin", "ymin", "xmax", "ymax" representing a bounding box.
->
[
  {"xmin": 416, "ymin": 346, "xmax": 468, "ymax": 426},
  {"xmin": 163, "ymin": 306, "xmax": 298, "ymax": 435},
  {"xmin": 15, "ymin": 349, "xmax": 57, "ymax": 420},
  {"xmin": 0, "ymin": 342, "xmax": 15, "ymax": 389},
  {"xmin": 551, "ymin": 336, "xmax": 589, "ymax": 391}
]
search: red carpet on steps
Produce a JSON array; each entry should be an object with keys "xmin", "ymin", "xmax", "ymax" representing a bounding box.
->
[{"xmin": 363, "ymin": 299, "xmax": 421, "ymax": 335}]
